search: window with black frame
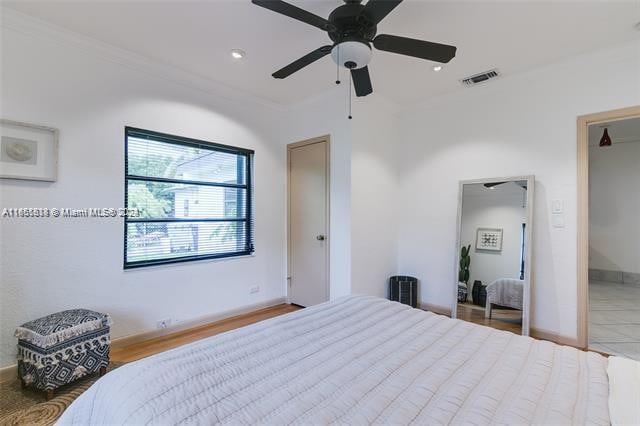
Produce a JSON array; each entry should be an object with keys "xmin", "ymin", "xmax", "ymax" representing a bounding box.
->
[{"xmin": 124, "ymin": 127, "xmax": 254, "ymax": 269}]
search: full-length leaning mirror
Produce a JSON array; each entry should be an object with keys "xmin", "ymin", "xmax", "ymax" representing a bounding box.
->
[{"xmin": 452, "ymin": 176, "xmax": 534, "ymax": 336}]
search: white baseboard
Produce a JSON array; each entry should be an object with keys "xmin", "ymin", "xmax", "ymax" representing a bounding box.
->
[
  {"xmin": 531, "ymin": 327, "xmax": 581, "ymax": 349},
  {"xmin": 0, "ymin": 298, "xmax": 583, "ymax": 385},
  {"xmin": 0, "ymin": 297, "xmax": 287, "ymax": 384},
  {"xmin": 0, "ymin": 363, "xmax": 17, "ymax": 384},
  {"xmin": 417, "ymin": 302, "xmax": 581, "ymax": 349},
  {"xmin": 419, "ymin": 302, "xmax": 452, "ymax": 316},
  {"xmin": 111, "ymin": 297, "xmax": 287, "ymax": 350}
]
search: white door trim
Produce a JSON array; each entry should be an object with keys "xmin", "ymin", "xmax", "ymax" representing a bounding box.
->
[{"xmin": 286, "ymin": 135, "xmax": 331, "ymax": 304}]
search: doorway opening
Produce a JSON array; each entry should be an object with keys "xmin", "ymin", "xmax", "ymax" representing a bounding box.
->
[{"xmin": 577, "ymin": 106, "xmax": 640, "ymax": 359}]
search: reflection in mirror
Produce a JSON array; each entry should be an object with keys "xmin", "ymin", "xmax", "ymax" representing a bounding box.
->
[{"xmin": 453, "ymin": 177, "xmax": 534, "ymax": 336}]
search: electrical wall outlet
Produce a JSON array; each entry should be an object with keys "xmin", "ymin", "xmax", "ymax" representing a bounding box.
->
[
  {"xmin": 157, "ymin": 318, "xmax": 172, "ymax": 329},
  {"xmin": 250, "ymin": 285, "xmax": 260, "ymax": 294}
]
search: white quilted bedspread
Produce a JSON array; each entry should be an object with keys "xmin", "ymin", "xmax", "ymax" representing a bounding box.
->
[{"xmin": 58, "ymin": 296, "xmax": 610, "ymax": 425}]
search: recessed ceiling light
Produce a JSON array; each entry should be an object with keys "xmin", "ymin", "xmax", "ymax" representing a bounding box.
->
[
  {"xmin": 432, "ymin": 65, "xmax": 443, "ymax": 72},
  {"xmin": 230, "ymin": 49, "xmax": 246, "ymax": 60}
]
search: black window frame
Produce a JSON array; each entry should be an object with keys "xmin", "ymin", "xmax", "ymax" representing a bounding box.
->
[{"xmin": 124, "ymin": 126, "xmax": 254, "ymax": 269}]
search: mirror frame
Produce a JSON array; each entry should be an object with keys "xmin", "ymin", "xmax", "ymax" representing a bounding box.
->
[{"xmin": 451, "ymin": 175, "xmax": 535, "ymax": 336}]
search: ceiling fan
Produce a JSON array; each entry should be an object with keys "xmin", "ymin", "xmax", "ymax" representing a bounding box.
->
[{"xmin": 251, "ymin": 0, "xmax": 457, "ymax": 98}]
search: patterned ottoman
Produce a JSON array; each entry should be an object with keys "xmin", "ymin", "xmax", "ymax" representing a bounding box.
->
[{"xmin": 14, "ymin": 309, "xmax": 111, "ymax": 399}]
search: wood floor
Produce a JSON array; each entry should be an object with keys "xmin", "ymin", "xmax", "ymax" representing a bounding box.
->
[
  {"xmin": 456, "ymin": 303, "xmax": 522, "ymax": 334},
  {"xmin": 111, "ymin": 302, "xmax": 523, "ymax": 364},
  {"xmin": 109, "ymin": 301, "xmax": 594, "ymax": 366},
  {"xmin": 110, "ymin": 304, "xmax": 301, "ymax": 363}
]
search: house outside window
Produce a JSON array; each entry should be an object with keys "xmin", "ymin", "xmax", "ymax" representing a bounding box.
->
[{"xmin": 124, "ymin": 127, "xmax": 254, "ymax": 268}]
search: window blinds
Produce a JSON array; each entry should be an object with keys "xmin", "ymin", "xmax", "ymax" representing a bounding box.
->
[{"xmin": 124, "ymin": 127, "xmax": 254, "ymax": 268}]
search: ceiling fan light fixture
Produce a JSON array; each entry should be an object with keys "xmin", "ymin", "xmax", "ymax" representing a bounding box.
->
[
  {"xmin": 251, "ymin": 0, "xmax": 457, "ymax": 104},
  {"xmin": 331, "ymin": 41, "xmax": 371, "ymax": 70}
]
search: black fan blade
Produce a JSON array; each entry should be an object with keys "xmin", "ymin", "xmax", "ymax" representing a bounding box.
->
[
  {"xmin": 252, "ymin": 0, "xmax": 333, "ymax": 32},
  {"xmin": 272, "ymin": 45, "xmax": 332, "ymax": 79},
  {"xmin": 373, "ymin": 34, "xmax": 456, "ymax": 63},
  {"xmin": 351, "ymin": 66, "xmax": 373, "ymax": 97},
  {"xmin": 483, "ymin": 182, "xmax": 507, "ymax": 188},
  {"xmin": 362, "ymin": 0, "xmax": 403, "ymax": 25}
]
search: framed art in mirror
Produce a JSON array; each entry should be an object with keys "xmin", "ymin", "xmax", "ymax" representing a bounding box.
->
[{"xmin": 476, "ymin": 228, "xmax": 503, "ymax": 251}]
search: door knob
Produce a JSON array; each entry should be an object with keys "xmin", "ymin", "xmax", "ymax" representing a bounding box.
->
[{"xmin": 316, "ymin": 235, "xmax": 325, "ymax": 241}]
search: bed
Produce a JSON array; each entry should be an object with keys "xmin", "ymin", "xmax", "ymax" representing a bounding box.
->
[
  {"xmin": 58, "ymin": 295, "xmax": 619, "ymax": 425},
  {"xmin": 485, "ymin": 278, "xmax": 524, "ymax": 319}
]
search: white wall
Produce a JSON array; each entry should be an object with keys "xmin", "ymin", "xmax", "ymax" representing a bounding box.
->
[
  {"xmin": 278, "ymin": 91, "xmax": 401, "ymax": 300},
  {"xmin": 0, "ymin": 18, "xmax": 287, "ymax": 367},
  {"xmin": 397, "ymin": 40, "xmax": 640, "ymax": 340},
  {"xmin": 2, "ymin": 9, "xmax": 638, "ymax": 371},
  {"xmin": 351, "ymin": 97, "xmax": 399, "ymax": 298},
  {"xmin": 277, "ymin": 89, "xmax": 353, "ymax": 299},
  {"xmin": 460, "ymin": 186, "xmax": 526, "ymax": 293},
  {"xmin": 0, "ymin": 13, "xmax": 402, "ymax": 368},
  {"xmin": 589, "ymin": 140, "xmax": 640, "ymax": 274}
]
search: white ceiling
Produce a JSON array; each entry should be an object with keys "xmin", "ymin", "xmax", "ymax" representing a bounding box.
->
[
  {"xmin": 589, "ymin": 116, "xmax": 640, "ymax": 146},
  {"xmin": 4, "ymin": 0, "xmax": 640, "ymax": 106}
]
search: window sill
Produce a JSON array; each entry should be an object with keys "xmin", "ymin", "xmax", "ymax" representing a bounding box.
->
[{"xmin": 123, "ymin": 253, "xmax": 256, "ymax": 271}]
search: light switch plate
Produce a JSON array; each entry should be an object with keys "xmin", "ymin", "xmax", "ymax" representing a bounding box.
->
[
  {"xmin": 552, "ymin": 214, "xmax": 565, "ymax": 228},
  {"xmin": 552, "ymin": 199, "xmax": 564, "ymax": 214}
]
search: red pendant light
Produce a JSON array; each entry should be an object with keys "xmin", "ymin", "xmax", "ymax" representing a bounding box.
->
[{"xmin": 599, "ymin": 128, "xmax": 612, "ymax": 147}]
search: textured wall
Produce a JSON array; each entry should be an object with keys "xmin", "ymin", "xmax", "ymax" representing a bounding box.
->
[
  {"xmin": 396, "ymin": 40, "xmax": 640, "ymax": 340},
  {"xmin": 0, "ymin": 21, "xmax": 287, "ymax": 367}
]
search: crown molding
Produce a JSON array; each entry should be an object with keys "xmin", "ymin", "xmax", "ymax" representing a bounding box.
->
[
  {"xmin": 399, "ymin": 39, "xmax": 640, "ymax": 117},
  {"xmin": 0, "ymin": 7, "xmax": 286, "ymax": 112}
]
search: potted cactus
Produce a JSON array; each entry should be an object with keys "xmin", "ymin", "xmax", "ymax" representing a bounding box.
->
[{"xmin": 457, "ymin": 244, "xmax": 471, "ymax": 303}]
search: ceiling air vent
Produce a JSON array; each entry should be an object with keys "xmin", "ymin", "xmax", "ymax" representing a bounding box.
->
[{"xmin": 460, "ymin": 69, "xmax": 501, "ymax": 87}]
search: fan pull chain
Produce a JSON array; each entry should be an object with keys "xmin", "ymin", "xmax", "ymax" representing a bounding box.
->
[
  {"xmin": 335, "ymin": 45, "xmax": 340, "ymax": 85},
  {"xmin": 348, "ymin": 72, "xmax": 353, "ymax": 120}
]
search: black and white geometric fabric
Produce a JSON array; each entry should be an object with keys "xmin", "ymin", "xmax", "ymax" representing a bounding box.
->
[
  {"xmin": 15, "ymin": 309, "xmax": 111, "ymax": 348},
  {"xmin": 15, "ymin": 309, "xmax": 111, "ymax": 391}
]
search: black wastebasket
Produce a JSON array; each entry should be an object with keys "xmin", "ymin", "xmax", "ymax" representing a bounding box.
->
[{"xmin": 389, "ymin": 276, "xmax": 418, "ymax": 308}]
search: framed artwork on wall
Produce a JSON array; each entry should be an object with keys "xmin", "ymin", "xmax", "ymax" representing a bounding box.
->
[
  {"xmin": 0, "ymin": 119, "xmax": 58, "ymax": 182},
  {"xmin": 476, "ymin": 228, "xmax": 503, "ymax": 251}
]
